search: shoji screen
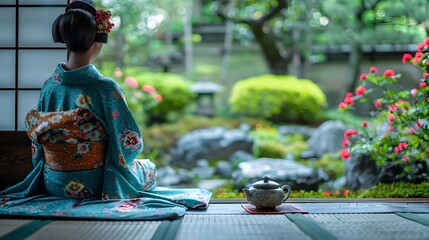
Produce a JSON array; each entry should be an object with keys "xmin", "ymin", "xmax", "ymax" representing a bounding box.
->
[{"xmin": 0, "ymin": 0, "xmax": 68, "ymax": 131}]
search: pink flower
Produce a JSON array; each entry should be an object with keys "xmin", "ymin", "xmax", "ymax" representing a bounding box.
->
[
  {"xmin": 111, "ymin": 110, "xmax": 120, "ymax": 120},
  {"xmin": 374, "ymin": 99, "xmax": 382, "ymax": 108},
  {"xmin": 417, "ymin": 43, "xmax": 425, "ymax": 52},
  {"xmin": 125, "ymin": 77, "xmax": 138, "ymax": 89},
  {"xmin": 340, "ymin": 149, "xmax": 351, "ymax": 161},
  {"xmin": 402, "ymin": 53, "xmax": 412, "ymax": 63},
  {"xmin": 114, "ymin": 67, "xmax": 123, "ymax": 78},
  {"xmin": 388, "ymin": 104, "xmax": 399, "ymax": 113},
  {"xmin": 387, "ymin": 114, "xmax": 396, "ymax": 124},
  {"xmin": 343, "ymin": 97, "xmax": 354, "ymax": 105},
  {"xmin": 415, "ymin": 51, "xmax": 424, "ymax": 59},
  {"xmin": 420, "ymin": 82, "xmax": 427, "ymax": 89},
  {"xmin": 338, "ymin": 102, "xmax": 348, "ymax": 110},
  {"xmin": 355, "ymin": 86, "xmax": 366, "ymax": 96},
  {"xmin": 142, "ymin": 85, "xmax": 156, "ymax": 94},
  {"xmin": 402, "ymin": 156, "xmax": 409, "ymax": 164},
  {"xmin": 369, "ymin": 66, "xmax": 378, "ymax": 73},
  {"xmin": 359, "ymin": 73, "xmax": 367, "ymax": 81},
  {"xmin": 344, "ymin": 129, "xmax": 358, "ymax": 138},
  {"xmin": 411, "ymin": 88, "xmax": 418, "ymax": 96},
  {"xmin": 394, "ymin": 147, "xmax": 400, "ymax": 154},
  {"xmin": 423, "ymin": 73, "xmax": 429, "ymax": 79},
  {"xmin": 388, "ymin": 126, "xmax": 394, "ymax": 132},
  {"xmin": 345, "ymin": 92, "xmax": 353, "ymax": 98},
  {"xmin": 383, "ymin": 69, "xmax": 395, "ymax": 78},
  {"xmin": 154, "ymin": 94, "xmax": 163, "ymax": 102},
  {"xmin": 361, "ymin": 121, "xmax": 368, "ymax": 128},
  {"xmin": 341, "ymin": 139, "xmax": 350, "ymax": 147}
]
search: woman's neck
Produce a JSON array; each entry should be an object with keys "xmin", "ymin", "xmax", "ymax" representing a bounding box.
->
[{"xmin": 64, "ymin": 51, "xmax": 92, "ymax": 70}]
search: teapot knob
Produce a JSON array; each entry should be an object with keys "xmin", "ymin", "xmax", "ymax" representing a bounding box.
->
[{"xmin": 263, "ymin": 176, "xmax": 270, "ymax": 182}]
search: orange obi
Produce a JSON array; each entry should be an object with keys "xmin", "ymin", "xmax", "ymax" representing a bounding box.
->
[{"xmin": 26, "ymin": 108, "xmax": 108, "ymax": 172}]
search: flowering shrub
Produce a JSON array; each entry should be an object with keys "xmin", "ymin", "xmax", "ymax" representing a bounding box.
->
[
  {"xmin": 113, "ymin": 68, "xmax": 163, "ymax": 124},
  {"xmin": 338, "ymin": 38, "xmax": 429, "ymax": 181}
]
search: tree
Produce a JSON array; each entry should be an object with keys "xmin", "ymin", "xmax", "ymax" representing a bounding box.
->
[
  {"xmin": 216, "ymin": 0, "xmax": 291, "ymax": 75},
  {"xmin": 321, "ymin": 0, "xmax": 427, "ymax": 94}
]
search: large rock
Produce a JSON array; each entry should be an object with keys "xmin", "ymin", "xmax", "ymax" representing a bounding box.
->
[
  {"xmin": 306, "ymin": 120, "xmax": 350, "ymax": 158},
  {"xmin": 171, "ymin": 127, "xmax": 253, "ymax": 168},
  {"xmin": 345, "ymin": 153, "xmax": 429, "ymax": 190},
  {"xmin": 232, "ymin": 158, "xmax": 328, "ymax": 191}
]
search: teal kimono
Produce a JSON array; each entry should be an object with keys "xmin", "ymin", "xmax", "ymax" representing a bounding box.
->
[{"xmin": 0, "ymin": 64, "xmax": 211, "ymax": 220}]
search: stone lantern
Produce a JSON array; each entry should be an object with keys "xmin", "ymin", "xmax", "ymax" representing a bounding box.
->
[{"xmin": 190, "ymin": 81, "xmax": 222, "ymax": 117}]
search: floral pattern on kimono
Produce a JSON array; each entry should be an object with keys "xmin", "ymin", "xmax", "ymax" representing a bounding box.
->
[{"xmin": 0, "ymin": 64, "xmax": 211, "ymax": 220}]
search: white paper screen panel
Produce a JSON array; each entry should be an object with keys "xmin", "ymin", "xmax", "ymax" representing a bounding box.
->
[
  {"xmin": 0, "ymin": 0, "xmax": 15, "ymax": 5},
  {"xmin": 20, "ymin": 0, "xmax": 65, "ymax": 4},
  {"xmin": 0, "ymin": 8, "xmax": 16, "ymax": 47},
  {"xmin": 18, "ymin": 50, "xmax": 67, "ymax": 88},
  {"xmin": 0, "ymin": 51, "xmax": 16, "ymax": 88},
  {"xmin": 0, "ymin": 91, "xmax": 15, "ymax": 131},
  {"xmin": 19, "ymin": 7, "xmax": 65, "ymax": 47},
  {"xmin": 17, "ymin": 90, "xmax": 40, "ymax": 130}
]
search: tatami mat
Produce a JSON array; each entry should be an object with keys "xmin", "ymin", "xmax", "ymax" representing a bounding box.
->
[
  {"xmin": 310, "ymin": 214, "xmax": 429, "ymax": 240},
  {"xmin": 0, "ymin": 219, "xmax": 32, "ymax": 236},
  {"xmin": 25, "ymin": 220, "xmax": 161, "ymax": 240},
  {"xmin": 1, "ymin": 203, "xmax": 429, "ymax": 240},
  {"xmin": 175, "ymin": 215, "xmax": 311, "ymax": 240}
]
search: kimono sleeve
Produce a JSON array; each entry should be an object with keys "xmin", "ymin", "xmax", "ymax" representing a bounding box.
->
[{"xmin": 98, "ymin": 81, "xmax": 157, "ymax": 199}]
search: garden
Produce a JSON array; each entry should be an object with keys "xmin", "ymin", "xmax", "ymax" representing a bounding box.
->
[{"xmin": 93, "ymin": 0, "xmax": 429, "ymax": 198}]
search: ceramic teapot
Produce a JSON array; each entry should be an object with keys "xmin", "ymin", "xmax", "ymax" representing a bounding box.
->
[{"xmin": 242, "ymin": 176, "xmax": 292, "ymax": 210}]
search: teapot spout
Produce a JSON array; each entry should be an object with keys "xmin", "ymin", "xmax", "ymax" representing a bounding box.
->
[{"xmin": 242, "ymin": 188, "xmax": 251, "ymax": 200}]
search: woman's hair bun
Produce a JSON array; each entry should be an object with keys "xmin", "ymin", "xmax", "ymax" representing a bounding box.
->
[{"xmin": 52, "ymin": 14, "xmax": 65, "ymax": 43}]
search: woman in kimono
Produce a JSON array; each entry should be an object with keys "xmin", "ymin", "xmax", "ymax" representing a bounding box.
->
[{"xmin": 0, "ymin": 0, "xmax": 210, "ymax": 219}]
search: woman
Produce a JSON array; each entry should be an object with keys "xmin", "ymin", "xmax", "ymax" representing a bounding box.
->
[{"xmin": 0, "ymin": 0, "xmax": 210, "ymax": 220}]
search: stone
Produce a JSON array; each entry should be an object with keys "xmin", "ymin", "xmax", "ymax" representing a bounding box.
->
[
  {"xmin": 232, "ymin": 158, "xmax": 327, "ymax": 191},
  {"xmin": 215, "ymin": 160, "xmax": 233, "ymax": 177},
  {"xmin": 198, "ymin": 179, "xmax": 228, "ymax": 190},
  {"xmin": 307, "ymin": 120, "xmax": 350, "ymax": 157},
  {"xmin": 171, "ymin": 127, "xmax": 253, "ymax": 168},
  {"xmin": 191, "ymin": 166, "xmax": 216, "ymax": 179},
  {"xmin": 277, "ymin": 125, "xmax": 316, "ymax": 138},
  {"xmin": 345, "ymin": 152, "xmax": 429, "ymax": 190},
  {"xmin": 228, "ymin": 150, "xmax": 255, "ymax": 162}
]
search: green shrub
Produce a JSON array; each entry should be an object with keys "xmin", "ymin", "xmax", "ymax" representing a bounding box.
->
[
  {"xmin": 229, "ymin": 74, "xmax": 327, "ymax": 123},
  {"xmin": 127, "ymin": 72, "xmax": 195, "ymax": 125}
]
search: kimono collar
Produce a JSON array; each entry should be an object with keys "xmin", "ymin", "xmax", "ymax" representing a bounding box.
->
[{"xmin": 53, "ymin": 63, "xmax": 103, "ymax": 85}]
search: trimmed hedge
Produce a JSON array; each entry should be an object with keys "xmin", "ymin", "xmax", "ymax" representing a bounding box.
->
[{"xmin": 229, "ymin": 74, "xmax": 327, "ymax": 123}]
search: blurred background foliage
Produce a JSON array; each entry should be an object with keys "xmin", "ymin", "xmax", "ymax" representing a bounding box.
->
[{"xmin": 92, "ymin": 0, "xmax": 429, "ymax": 197}]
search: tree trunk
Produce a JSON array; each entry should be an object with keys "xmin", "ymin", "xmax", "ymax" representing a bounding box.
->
[
  {"xmin": 183, "ymin": 8, "xmax": 193, "ymax": 78},
  {"xmin": 249, "ymin": 22, "xmax": 289, "ymax": 75},
  {"xmin": 220, "ymin": 1, "xmax": 234, "ymax": 83},
  {"xmin": 347, "ymin": 42, "xmax": 363, "ymax": 94}
]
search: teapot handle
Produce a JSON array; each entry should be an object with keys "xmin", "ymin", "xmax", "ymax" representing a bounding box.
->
[{"xmin": 281, "ymin": 185, "xmax": 292, "ymax": 203}]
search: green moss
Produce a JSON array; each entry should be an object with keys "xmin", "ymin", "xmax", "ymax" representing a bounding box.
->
[{"xmin": 357, "ymin": 182, "xmax": 429, "ymax": 198}]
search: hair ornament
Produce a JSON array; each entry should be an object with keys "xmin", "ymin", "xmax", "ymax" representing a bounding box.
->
[{"xmin": 96, "ymin": 9, "xmax": 114, "ymax": 34}]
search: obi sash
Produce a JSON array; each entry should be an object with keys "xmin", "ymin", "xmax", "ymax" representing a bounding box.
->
[{"xmin": 25, "ymin": 108, "xmax": 108, "ymax": 172}]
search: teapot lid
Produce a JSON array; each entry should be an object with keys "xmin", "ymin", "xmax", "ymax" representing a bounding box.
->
[{"xmin": 252, "ymin": 176, "xmax": 280, "ymax": 189}]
